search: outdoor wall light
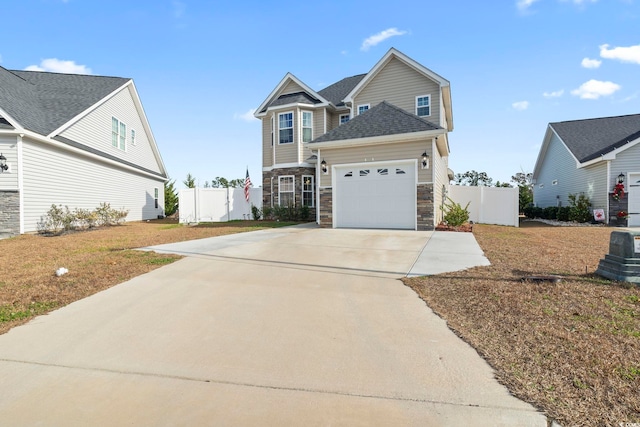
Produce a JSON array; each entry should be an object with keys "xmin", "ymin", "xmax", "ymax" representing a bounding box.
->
[
  {"xmin": 0, "ymin": 153, "xmax": 8, "ymax": 173},
  {"xmin": 421, "ymin": 151, "xmax": 430, "ymax": 169},
  {"xmin": 618, "ymin": 172, "xmax": 625, "ymax": 184},
  {"xmin": 321, "ymin": 159, "xmax": 328, "ymax": 174}
]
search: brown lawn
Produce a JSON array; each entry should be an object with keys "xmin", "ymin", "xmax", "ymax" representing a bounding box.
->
[{"xmin": 404, "ymin": 223, "xmax": 640, "ymax": 426}]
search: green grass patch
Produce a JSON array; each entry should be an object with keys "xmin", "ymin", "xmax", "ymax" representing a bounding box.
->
[
  {"xmin": 0, "ymin": 301, "xmax": 59, "ymax": 322},
  {"xmin": 159, "ymin": 224, "xmax": 182, "ymax": 230}
]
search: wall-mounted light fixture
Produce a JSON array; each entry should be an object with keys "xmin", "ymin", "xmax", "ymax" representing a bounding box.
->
[
  {"xmin": 321, "ymin": 159, "xmax": 328, "ymax": 174},
  {"xmin": 421, "ymin": 151, "xmax": 430, "ymax": 169},
  {"xmin": 618, "ymin": 172, "xmax": 625, "ymax": 184},
  {"xmin": 0, "ymin": 153, "xmax": 8, "ymax": 173}
]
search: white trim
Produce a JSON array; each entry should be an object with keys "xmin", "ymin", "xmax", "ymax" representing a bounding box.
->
[
  {"xmin": 339, "ymin": 113, "xmax": 350, "ymax": 125},
  {"xmin": 254, "ymin": 73, "xmax": 331, "ymax": 118},
  {"xmin": 17, "ymin": 134, "xmax": 24, "ymax": 234},
  {"xmin": 311, "ymin": 129, "xmax": 443, "ymax": 149},
  {"xmin": 0, "ymin": 107, "xmax": 24, "ymax": 131},
  {"xmin": 278, "ymin": 175, "xmax": 295, "ymax": 206},
  {"xmin": 302, "ymin": 174, "xmax": 315, "ymax": 207},
  {"xmin": 262, "ymin": 162, "xmax": 314, "ymax": 172},
  {"xmin": 415, "ymin": 94, "xmax": 431, "ymax": 117},
  {"xmin": 301, "ymin": 110, "xmax": 313, "ymax": 143}
]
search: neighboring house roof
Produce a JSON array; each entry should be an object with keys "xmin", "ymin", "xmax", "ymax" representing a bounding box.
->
[
  {"xmin": 311, "ymin": 101, "xmax": 443, "ymax": 143},
  {"xmin": 0, "ymin": 66, "xmax": 130, "ymax": 136},
  {"xmin": 550, "ymin": 114, "xmax": 640, "ymax": 163},
  {"xmin": 317, "ymin": 74, "xmax": 366, "ymax": 107}
]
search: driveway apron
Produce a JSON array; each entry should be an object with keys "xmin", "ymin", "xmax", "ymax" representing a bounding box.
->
[{"xmin": 0, "ymin": 226, "xmax": 546, "ymax": 426}]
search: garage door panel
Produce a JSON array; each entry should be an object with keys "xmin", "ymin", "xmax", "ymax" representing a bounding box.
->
[{"xmin": 335, "ymin": 162, "xmax": 416, "ymax": 230}]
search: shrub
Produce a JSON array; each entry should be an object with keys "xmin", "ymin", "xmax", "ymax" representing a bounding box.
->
[
  {"xmin": 262, "ymin": 206, "xmax": 273, "ymax": 220},
  {"xmin": 542, "ymin": 206, "xmax": 558, "ymax": 220},
  {"xmin": 568, "ymin": 193, "xmax": 592, "ymax": 223},
  {"xmin": 441, "ymin": 197, "xmax": 470, "ymax": 227},
  {"xmin": 557, "ymin": 206, "xmax": 571, "ymax": 222},
  {"xmin": 37, "ymin": 203, "xmax": 129, "ymax": 234},
  {"xmin": 251, "ymin": 204, "xmax": 261, "ymax": 221}
]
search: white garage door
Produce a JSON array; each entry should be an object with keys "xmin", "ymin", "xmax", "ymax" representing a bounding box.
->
[{"xmin": 334, "ymin": 161, "xmax": 416, "ymax": 229}]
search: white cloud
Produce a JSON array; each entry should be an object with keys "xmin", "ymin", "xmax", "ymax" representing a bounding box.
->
[
  {"xmin": 571, "ymin": 79, "xmax": 621, "ymax": 99},
  {"xmin": 361, "ymin": 28, "xmax": 407, "ymax": 51},
  {"xmin": 581, "ymin": 57, "xmax": 601, "ymax": 68},
  {"xmin": 512, "ymin": 101, "xmax": 530, "ymax": 110},
  {"xmin": 24, "ymin": 58, "xmax": 92, "ymax": 74},
  {"xmin": 600, "ymin": 43, "xmax": 640, "ymax": 65},
  {"xmin": 234, "ymin": 109, "xmax": 257, "ymax": 122},
  {"xmin": 172, "ymin": 0, "xmax": 186, "ymax": 18},
  {"xmin": 516, "ymin": 0, "xmax": 540, "ymax": 12},
  {"xmin": 543, "ymin": 89, "xmax": 564, "ymax": 98}
]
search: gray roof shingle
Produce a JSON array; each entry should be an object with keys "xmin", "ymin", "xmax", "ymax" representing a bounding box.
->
[
  {"xmin": 317, "ymin": 74, "xmax": 366, "ymax": 107},
  {"xmin": 311, "ymin": 101, "xmax": 442, "ymax": 143},
  {"xmin": 269, "ymin": 92, "xmax": 321, "ymax": 108},
  {"xmin": 0, "ymin": 66, "xmax": 129, "ymax": 136},
  {"xmin": 550, "ymin": 114, "xmax": 640, "ymax": 163}
]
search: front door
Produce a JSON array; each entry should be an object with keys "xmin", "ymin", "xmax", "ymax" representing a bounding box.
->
[{"xmin": 627, "ymin": 173, "xmax": 640, "ymax": 227}]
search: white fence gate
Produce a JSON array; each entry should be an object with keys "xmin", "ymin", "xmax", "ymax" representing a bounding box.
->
[
  {"xmin": 448, "ymin": 185, "xmax": 519, "ymax": 227},
  {"xmin": 179, "ymin": 187, "xmax": 263, "ymax": 223}
]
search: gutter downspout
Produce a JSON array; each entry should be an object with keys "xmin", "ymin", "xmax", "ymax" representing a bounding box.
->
[
  {"xmin": 17, "ymin": 134, "xmax": 24, "ymax": 234},
  {"xmin": 606, "ymin": 159, "xmax": 611, "ymax": 224}
]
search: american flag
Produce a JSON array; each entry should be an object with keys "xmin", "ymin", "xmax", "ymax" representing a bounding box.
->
[{"xmin": 244, "ymin": 168, "xmax": 251, "ymax": 202}]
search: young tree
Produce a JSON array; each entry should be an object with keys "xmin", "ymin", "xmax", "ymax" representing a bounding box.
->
[
  {"xmin": 511, "ymin": 171, "xmax": 533, "ymax": 212},
  {"xmin": 183, "ymin": 173, "xmax": 196, "ymax": 189},
  {"xmin": 164, "ymin": 178, "xmax": 179, "ymax": 216}
]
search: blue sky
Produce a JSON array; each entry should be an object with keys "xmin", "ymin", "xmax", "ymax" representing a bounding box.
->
[{"xmin": 1, "ymin": 0, "xmax": 639, "ymax": 188}]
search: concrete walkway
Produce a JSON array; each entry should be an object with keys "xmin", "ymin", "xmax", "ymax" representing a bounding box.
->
[{"xmin": 0, "ymin": 226, "xmax": 547, "ymax": 426}]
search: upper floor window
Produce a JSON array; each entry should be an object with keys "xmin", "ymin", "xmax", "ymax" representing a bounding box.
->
[
  {"xmin": 340, "ymin": 114, "xmax": 350, "ymax": 125},
  {"xmin": 416, "ymin": 95, "xmax": 430, "ymax": 117},
  {"xmin": 357, "ymin": 104, "xmax": 369, "ymax": 115},
  {"xmin": 131, "ymin": 129, "xmax": 136, "ymax": 146},
  {"xmin": 279, "ymin": 112, "xmax": 293, "ymax": 144},
  {"xmin": 302, "ymin": 111, "xmax": 313, "ymax": 143},
  {"xmin": 112, "ymin": 117, "xmax": 126, "ymax": 151}
]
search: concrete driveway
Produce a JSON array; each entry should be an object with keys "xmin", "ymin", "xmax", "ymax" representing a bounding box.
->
[{"xmin": 0, "ymin": 226, "xmax": 547, "ymax": 426}]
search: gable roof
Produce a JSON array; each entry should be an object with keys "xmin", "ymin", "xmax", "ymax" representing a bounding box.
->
[
  {"xmin": 269, "ymin": 91, "xmax": 322, "ymax": 108},
  {"xmin": 0, "ymin": 66, "xmax": 130, "ymax": 136},
  {"xmin": 255, "ymin": 72, "xmax": 330, "ymax": 116},
  {"xmin": 311, "ymin": 101, "xmax": 443, "ymax": 143},
  {"xmin": 550, "ymin": 114, "xmax": 640, "ymax": 163},
  {"xmin": 343, "ymin": 48, "xmax": 453, "ymax": 131},
  {"xmin": 317, "ymin": 74, "xmax": 366, "ymax": 107}
]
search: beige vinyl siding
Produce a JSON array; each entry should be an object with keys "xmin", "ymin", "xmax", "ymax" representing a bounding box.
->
[
  {"xmin": 319, "ymin": 140, "xmax": 428, "ymax": 187},
  {"xmin": 353, "ymin": 57, "xmax": 441, "ymax": 125},
  {"xmin": 59, "ymin": 86, "xmax": 162, "ymax": 174},
  {"xmin": 21, "ymin": 137, "xmax": 164, "ymax": 232},
  {"xmin": 313, "ymin": 109, "xmax": 324, "ymax": 140},
  {"xmin": 281, "ymin": 80, "xmax": 305, "ymax": 95},
  {"xmin": 432, "ymin": 144, "xmax": 449, "ymax": 225},
  {"xmin": 262, "ymin": 114, "xmax": 273, "ymax": 167},
  {"xmin": 275, "ymin": 110, "xmax": 297, "ymax": 164},
  {"xmin": 534, "ymin": 132, "xmax": 607, "ymax": 210},
  {"xmin": 0, "ymin": 136, "xmax": 18, "ymax": 190}
]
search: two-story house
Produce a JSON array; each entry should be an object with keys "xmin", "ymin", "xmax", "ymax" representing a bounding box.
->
[
  {"xmin": 0, "ymin": 67, "xmax": 167, "ymax": 236},
  {"xmin": 254, "ymin": 48, "xmax": 453, "ymax": 230}
]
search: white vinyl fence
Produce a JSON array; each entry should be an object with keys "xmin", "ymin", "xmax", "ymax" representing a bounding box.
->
[
  {"xmin": 179, "ymin": 187, "xmax": 263, "ymax": 223},
  {"xmin": 448, "ymin": 185, "xmax": 519, "ymax": 227}
]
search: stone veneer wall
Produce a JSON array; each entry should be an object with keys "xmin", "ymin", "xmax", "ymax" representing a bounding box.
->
[
  {"xmin": 318, "ymin": 188, "xmax": 333, "ymax": 228},
  {"xmin": 416, "ymin": 183, "xmax": 434, "ymax": 231},
  {"xmin": 609, "ymin": 193, "xmax": 628, "ymax": 227},
  {"xmin": 262, "ymin": 167, "xmax": 317, "ymax": 219},
  {"xmin": 0, "ymin": 190, "xmax": 20, "ymax": 236}
]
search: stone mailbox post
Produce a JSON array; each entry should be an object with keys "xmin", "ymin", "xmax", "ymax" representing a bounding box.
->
[{"xmin": 596, "ymin": 231, "xmax": 640, "ymax": 284}]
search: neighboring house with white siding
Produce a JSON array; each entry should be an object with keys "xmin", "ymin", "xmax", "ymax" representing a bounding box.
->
[
  {"xmin": 532, "ymin": 114, "xmax": 640, "ymax": 226},
  {"xmin": 254, "ymin": 48, "xmax": 454, "ymax": 230},
  {"xmin": 0, "ymin": 67, "xmax": 167, "ymax": 236}
]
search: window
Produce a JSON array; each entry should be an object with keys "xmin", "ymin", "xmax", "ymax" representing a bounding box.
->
[
  {"xmin": 279, "ymin": 112, "xmax": 293, "ymax": 144},
  {"xmin": 359, "ymin": 169, "xmax": 370, "ymax": 176},
  {"xmin": 539, "ymin": 183, "xmax": 544, "ymax": 189},
  {"xmin": 357, "ymin": 104, "xmax": 369, "ymax": 115},
  {"xmin": 302, "ymin": 175, "xmax": 314, "ymax": 207},
  {"xmin": 416, "ymin": 95, "xmax": 430, "ymax": 117},
  {"xmin": 154, "ymin": 187, "xmax": 159, "ymax": 209},
  {"xmin": 131, "ymin": 129, "xmax": 136, "ymax": 146},
  {"xmin": 112, "ymin": 117, "xmax": 126, "ymax": 150},
  {"xmin": 552, "ymin": 179, "xmax": 558, "ymax": 185},
  {"xmin": 340, "ymin": 114, "xmax": 350, "ymax": 125},
  {"xmin": 302, "ymin": 111, "xmax": 312, "ymax": 143},
  {"xmin": 396, "ymin": 168, "xmax": 406, "ymax": 175},
  {"xmin": 377, "ymin": 168, "xmax": 388, "ymax": 175},
  {"xmin": 279, "ymin": 176, "xmax": 294, "ymax": 206}
]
